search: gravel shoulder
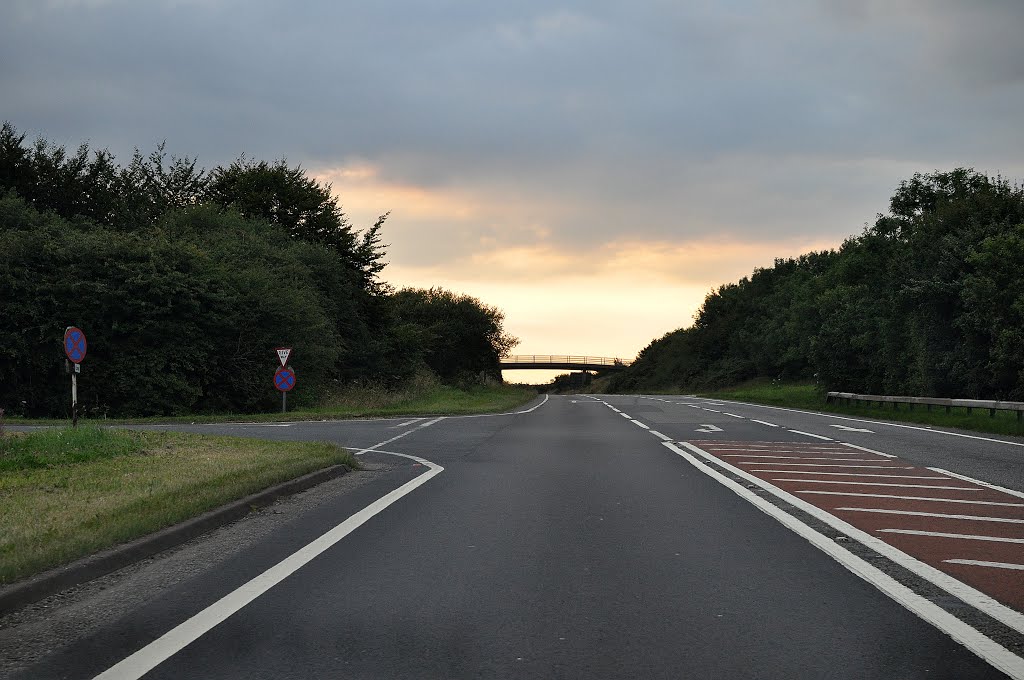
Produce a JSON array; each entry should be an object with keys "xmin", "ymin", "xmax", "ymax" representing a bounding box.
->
[{"xmin": 0, "ymin": 462, "xmax": 395, "ymax": 677}]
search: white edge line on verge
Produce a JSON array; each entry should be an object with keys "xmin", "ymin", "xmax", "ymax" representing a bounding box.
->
[
  {"xmin": 450, "ymin": 393, "xmax": 550, "ymax": 418},
  {"xmin": 94, "ymin": 442, "xmax": 446, "ymax": 680},
  {"xmin": 688, "ymin": 397, "xmax": 1024, "ymax": 449},
  {"xmin": 788, "ymin": 429, "xmax": 834, "ymax": 441},
  {"xmin": 671, "ymin": 442, "xmax": 1024, "ymax": 638},
  {"xmin": 662, "ymin": 441, "xmax": 1024, "ymax": 679}
]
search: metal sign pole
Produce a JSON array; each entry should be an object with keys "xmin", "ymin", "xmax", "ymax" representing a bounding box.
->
[
  {"xmin": 282, "ymin": 390, "xmax": 287, "ymax": 413},
  {"xmin": 71, "ymin": 371, "xmax": 78, "ymax": 428}
]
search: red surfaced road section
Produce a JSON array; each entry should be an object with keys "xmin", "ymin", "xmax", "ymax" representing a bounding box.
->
[{"xmin": 688, "ymin": 440, "xmax": 1024, "ymax": 613}]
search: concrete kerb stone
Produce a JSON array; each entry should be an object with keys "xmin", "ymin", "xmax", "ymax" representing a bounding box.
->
[{"xmin": 0, "ymin": 463, "xmax": 352, "ymax": 617}]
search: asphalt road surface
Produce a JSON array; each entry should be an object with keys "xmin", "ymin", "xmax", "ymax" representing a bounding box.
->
[{"xmin": 7, "ymin": 394, "xmax": 1024, "ymax": 679}]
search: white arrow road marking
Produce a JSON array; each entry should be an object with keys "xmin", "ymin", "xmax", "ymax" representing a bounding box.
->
[
  {"xmin": 830, "ymin": 424, "xmax": 875, "ymax": 433},
  {"xmin": 695, "ymin": 424, "xmax": 723, "ymax": 433}
]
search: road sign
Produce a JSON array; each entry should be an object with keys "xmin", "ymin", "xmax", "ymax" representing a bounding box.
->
[
  {"xmin": 276, "ymin": 347, "xmax": 292, "ymax": 367},
  {"xmin": 274, "ymin": 366, "xmax": 296, "ymax": 392},
  {"xmin": 64, "ymin": 326, "xmax": 87, "ymax": 363}
]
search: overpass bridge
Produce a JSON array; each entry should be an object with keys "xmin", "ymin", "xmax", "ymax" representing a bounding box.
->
[{"xmin": 499, "ymin": 355, "xmax": 631, "ymax": 371}]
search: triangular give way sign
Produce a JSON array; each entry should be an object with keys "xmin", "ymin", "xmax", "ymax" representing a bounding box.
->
[{"xmin": 276, "ymin": 347, "xmax": 292, "ymax": 367}]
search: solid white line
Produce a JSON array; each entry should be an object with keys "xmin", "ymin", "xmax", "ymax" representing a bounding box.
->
[
  {"xmin": 677, "ymin": 442, "xmax": 1024, "ymax": 639},
  {"xmin": 450, "ymin": 393, "xmax": 551, "ymax": 418},
  {"xmin": 788, "ymin": 429, "xmax": 834, "ymax": 441},
  {"xmin": 630, "ymin": 420, "xmax": 650, "ymax": 429},
  {"xmin": 929, "ymin": 468, "xmax": 1024, "ymax": 502},
  {"xmin": 723, "ymin": 412, "xmax": 745, "ymax": 419},
  {"xmin": 774, "ymin": 479, "xmax": 981, "ymax": 489},
  {"xmin": 94, "ymin": 454, "xmax": 444, "ymax": 680},
  {"xmin": 795, "ymin": 491, "xmax": 1024, "ymax": 507},
  {"xmin": 649, "ymin": 430, "xmax": 672, "ymax": 441},
  {"xmin": 752, "ymin": 471, "xmax": 949, "ymax": 479},
  {"xmin": 836, "ymin": 508, "xmax": 1024, "ymax": 524},
  {"xmin": 878, "ymin": 529, "xmax": 1024, "ymax": 544},
  {"xmin": 945, "ymin": 559, "xmax": 1024, "ymax": 571},
  {"xmin": 391, "ymin": 418, "xmax": 424, "ymax": 429},
  {"xmin": 750, "ymin": 419, "xmax": 778, "ymax": 427},
  {"xmin": 661, "ymin": 441, "xmax": 1024, "ymax": 678}
]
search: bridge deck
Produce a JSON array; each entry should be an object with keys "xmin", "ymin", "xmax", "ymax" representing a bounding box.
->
[{"xmin": 499, "ymin": 355, "xmax": 631, "ymax": 371}]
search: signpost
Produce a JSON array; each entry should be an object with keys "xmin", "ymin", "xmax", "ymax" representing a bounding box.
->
[
  {"xmin": 63, "ymin": 326, "xmax": 87, "ymax": 427},
  {"xmin": 274, "ymin": 365, "xmax": 296, "ymax": 413}
]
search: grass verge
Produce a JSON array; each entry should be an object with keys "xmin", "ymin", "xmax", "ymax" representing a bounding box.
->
[
  {"xmin": 698, "ymin": 380, "xmax": 1024, "ymax": 437},
  {"xmin": 0, "ymin": 426, "xmax": 357, "ymax": 585},
  {"xmin": 3, "ymin": 382, "xmax": 538, "ymax": 426}
]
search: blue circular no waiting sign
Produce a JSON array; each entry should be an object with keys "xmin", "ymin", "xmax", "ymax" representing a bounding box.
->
[
  {"xmin": 64, "ymin": 326, "xmax": 87, "ymax": 363},
  {"xmin": 274, "ymin": 366, "xmax": 296, "ymax": 392}
]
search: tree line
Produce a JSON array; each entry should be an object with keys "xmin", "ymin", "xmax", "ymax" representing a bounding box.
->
[
  {"xmin": 0, "ymin": 123, "xmax": 516, "ymax": 417},
  {"xmin": 611, "ymin": 169, "xmax": 1024, "ymax": 399}
]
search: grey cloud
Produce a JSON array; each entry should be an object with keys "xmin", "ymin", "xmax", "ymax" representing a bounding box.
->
[{"xmin": 3, "ymin": 0, "xmax": 1022, "ymax": 255}]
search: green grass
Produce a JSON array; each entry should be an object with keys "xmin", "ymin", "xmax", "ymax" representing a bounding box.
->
[
  {"xmin": 2, "ymin": 382, "xmax": 538, "ymax": 426},
  {"xmin": 698, "ymin": 380, "xmax": 1024, "ymax": 437},
  {"xmin": 0, "ymin": 427, "xmax": 357, "ymax": 584}
]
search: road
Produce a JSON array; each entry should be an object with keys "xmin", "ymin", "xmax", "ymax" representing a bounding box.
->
[{"xmin": 5, "ymin": 394, "xmax": 1024, "ymax": 679}]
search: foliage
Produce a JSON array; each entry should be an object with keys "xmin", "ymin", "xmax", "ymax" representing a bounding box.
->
[
  {"xmin": 0, "ymin": 123, "xmax": 514, "ymax": 416},
  {"xmin": 389, "ymin": 287, "xmax": 518, "ymax": 383},
  {"xmin": 611, "ymin": 169, "xmax": 1024, "ymax": 399}
]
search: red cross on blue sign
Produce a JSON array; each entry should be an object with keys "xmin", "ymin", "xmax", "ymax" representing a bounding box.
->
[
  {"xmin": 274, "ymin": 366, "xmax": 296, "ymax": 392},
  {"xmin": 64, "ymin": 326, "xmax": 87, "ymax": 363}
]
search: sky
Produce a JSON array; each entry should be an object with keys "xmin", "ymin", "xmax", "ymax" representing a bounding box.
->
[{"xmin": 4, "ymin": 0, "xmax": 1023, "ymax": 383}]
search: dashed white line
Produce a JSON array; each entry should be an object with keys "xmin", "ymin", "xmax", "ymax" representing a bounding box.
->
[
  {"xmin": 649, "ymin": 430, "xmax": 672, "ymax": 441},
  {"xmin": 750, "ymin": 419, "xmax": 778, "ymax": 427},
  {"xmin": 794, "ymin": 491, "xmax": 1024, "ymax": 507},
  {"xmin": 723, "ymin": 412, "xmax": 745, "ymax": 419},
  {"xmin": 630, "ymin": 420, "xmax": 650, "ymax": 430},
  {"xmin": 837, "ymin": 508, "xmax": 1024, "ymax": 524},
  {"xmin": 878, "ymin": 529, "xmax": 1024, "ymax": 545},
  {"xmin": 620, "ymin": 413, "xmax": 632, "ymax": 419},
  {"xmin": 721, "ymin": 455, "xmax": 894, "ymax": 461},
  {"xmin": 738, "ymin": 462, "xmax": 913, "ymax": 469},
  {"xmin": 945, "ymin": 560, "xmax": 1024, "ymax": 571},
  {"xmin": 841, "ymin": 443, "xmax": 898, "ymax": 459},
  {"xmin": 391, "ymin": 418, "xmax": 425, "ymax": 429}
]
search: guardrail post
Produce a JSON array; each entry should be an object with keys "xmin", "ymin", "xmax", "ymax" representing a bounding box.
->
[
  {"xmin": 989, "ymin": 408, "xmax": 996, "ymax": 418},
  {"xmin": 967, "ymin": 407, "xmax": 972, "ymax": 415},
  {"xmin": 945, "ymin": 405, "xmax": 951, "ymax": 414},
  {"xmin": 1018, "ymin": 410, "xmax": 1022, "ymax": 422}
]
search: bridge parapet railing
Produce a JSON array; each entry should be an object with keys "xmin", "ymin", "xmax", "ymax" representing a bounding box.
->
[
  {"xmin": 827, "ymin": 391, "xmax": 1024, "ymax": 419},
  {"xmin": 501, "ymin": 355, "xmax": 631, "ymax": 367}
]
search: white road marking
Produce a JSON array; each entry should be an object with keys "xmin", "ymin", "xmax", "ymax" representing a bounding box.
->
[
  {"xmin": 661, "ymin": 441, "xmax": 1024, "ymax": 678},
  {"xmin": 250, "ymin": 423, "xmax": 293, "ymax": 427},
  {"xmin": 648, "ymin": 430, "xmax": 672, "ymax": 441},
  {"xmin": 738, "ymin": 462, "xmax": 912, "ymax": 469},
  {"xmin": 837, "ymin": 508, "xmax": 1024, "ymax": 524},
  {"xmin": 840, "ymin": 443, "xmax": 898, "ymax": 459},
  {"xmin": 750, "ymin": 419, "xmax": 778, "ymax": 427},
  {"xmin": 795, "ymin": 491, "xmax": 1024, "ymax": 507},
  {"xmin": 452, "ymin": 393, "xmax": 551, "ymax": 418},
  {"xmin": 94, "ymin": 448, "xmax": 444, "ymax": 679},
  {"xmin": 391, "ymin": 418, "xmax": 425, "ymax": 429},
  {"xmin": 774, "ymin": 479, "xmax": 982, "ymax": 490},
  {"xmin": 630, "ymin": 420, "xmax": 650, "ymax": 429},
  {"xmin": 788, "ymin": 429, "xmax": 834, "ymax": 441},
  {"xmin": 752, "ymin": 471, "xmax": 950, "ymax": 479},
  {"xmin": 945, "ymin": 560, "xmax": 1024, "ymax": 571},
  {"xmin": 620, "ymin": 412, "xmax": 632, "ymax": 418},
  {"xmin": 694, "ymin": 397, "xmax": 1024, "ymax": 450},
  {"xmin": 830, "ymin": 425, "xmax": 874, "ymax": 433},
  {"xmin": 723, "ymin": 412, "xmax": 745, "ymax": 419},
  {"xmin": 721, "ymin": 455, "xmax": 893, "ymax": 461},
  {"xmin": 695, "ymin": 424, "xmax": 723, "ymax": 433},
  {"xmin": 878, "ymin": 529, "xmax": 1024, "ymax": 545},
  {"xmin": 929, "ymin": 468, "xmax": 1024, "ymax": 502}
]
